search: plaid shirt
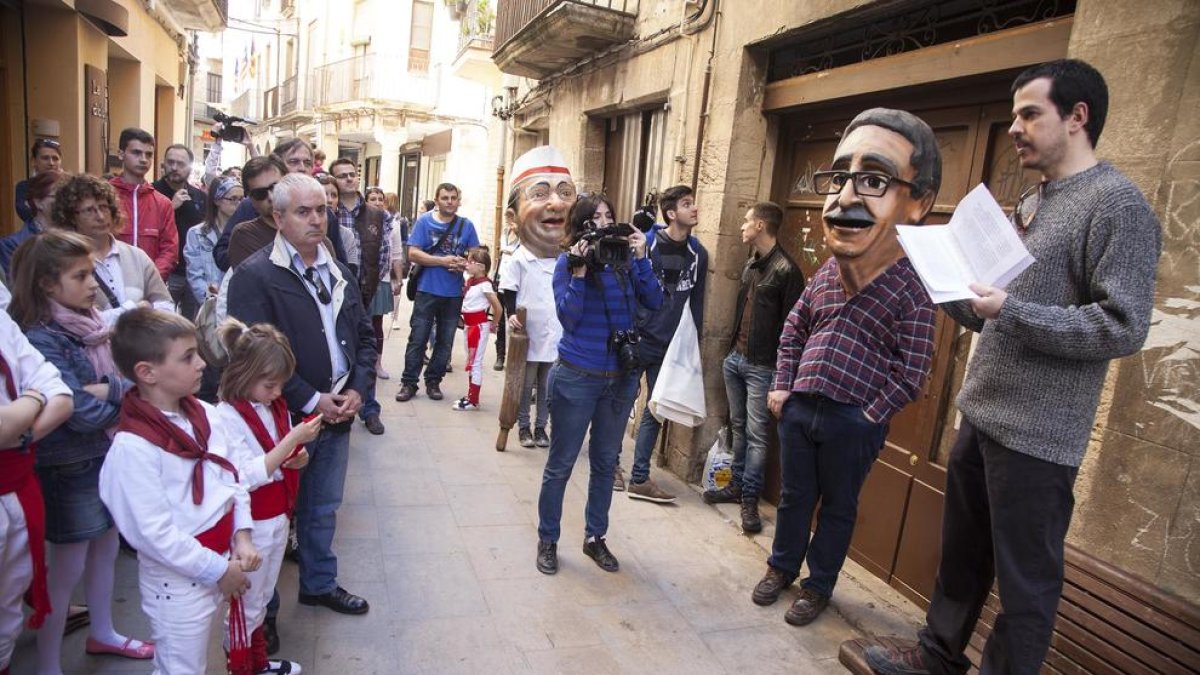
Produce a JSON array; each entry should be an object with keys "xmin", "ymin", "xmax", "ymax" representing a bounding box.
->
[
  {"xmin": 772, "ymin": 256, "xmax": 936, "ymax": 423},
  {"xmin": 336, "ymin": 196, "xmax": 392, "ymax": 280}
]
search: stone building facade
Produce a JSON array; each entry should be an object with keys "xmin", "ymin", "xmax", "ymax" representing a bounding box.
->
[{"xmin": 491, "ymin": 0, "xmax": 1200, "ymax": 617}]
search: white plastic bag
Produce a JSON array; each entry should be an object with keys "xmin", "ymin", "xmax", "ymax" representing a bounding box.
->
[
  {"xmin": 703, "ymin": 427, "xmax": 734, "ymax": 492},
  {"xmin": 648, "ymin": 299, "xmax": 706, "ymax": 426}
]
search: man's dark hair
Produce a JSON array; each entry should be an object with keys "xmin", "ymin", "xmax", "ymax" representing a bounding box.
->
[
  {"xmin": 422, "ymin": 199, "xmax": 436, "ymax": 212},
  {"xmin": 328, "ymin": 157, "xmax": 356, "ymax": 174},
  {"xmin": 272, "ymin": 137, "xmax": 312, "ymax": 160},
  {"xmin": 118, "ymin": 127, "xmax": 154, "ymax": 151},
  {"xmin": 660, "ymin": 185, "xmax": 694, "ymax": 225},
  {"xmin": 163, "ymin": 143, "xmax": 193, "ymax": 162},
  {"xmin": 843, "ymin": 108, "xmax": 942, "ymax": 200},
  {"xmin": 1012, "ymin": 59, "xmax": 1108, "ymax": 148},
  {"xmin": 435, "ymin": 183, "xmax": 459, "ymax": 198},
  {"xmin": 241, "ymin": 156, "xmax": 287, "ymax": 192},
  {"xmin": 30, "ymin": 138, "xmax": 61, "ymax": 159},
  {"xmin": 751, "ymin": 201, "xmax": 784, "ymax": 236}
]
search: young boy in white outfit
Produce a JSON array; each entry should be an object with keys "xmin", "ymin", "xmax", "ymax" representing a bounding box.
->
[
  {"xmin": 99, "ymin": 308, "xmax": 257, "ymax": 675},
  {"xmin": 0, "ymin": 311, "xmax": 73, "ymax": 675}
]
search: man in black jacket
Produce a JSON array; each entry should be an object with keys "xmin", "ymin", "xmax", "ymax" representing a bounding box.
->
[
  {"xmin": 154, "ymin": 144, "xmax": 207, "ymax": 319},
  {"xmin": 228, "ymin": 172, "xmax": 375, "ymax": 617},
  {"xmin": 702, "ymin": 201, "xmax": 805, "ymax": 532}
]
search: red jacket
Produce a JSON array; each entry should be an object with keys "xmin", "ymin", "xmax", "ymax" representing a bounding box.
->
[{"xmin": 109, "ymin": 177, "xmax": 179, "ymax": 280}]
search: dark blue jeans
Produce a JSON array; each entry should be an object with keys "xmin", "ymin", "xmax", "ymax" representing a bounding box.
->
[
  {"xmin": 629, "ymin": 359, "xmax": 663, "ymax": 483},
  {"xmin": 402, "ymin": 292, "xmax": 462, "ymax": 387},
  {"xmin": 767, "ymin": 393, "xmax": 886, "ymax": 598},
  {"xmin": 537, "ymin": 363, "xmax": 640, "ymax": 543},
  {"xmin": 722, "ymin": 351, "xmax": 774, "ymax": 498},
  {"xmin": 918, "ymin": 419, "xmax": 1078, "ymax": 675},
  {"xmin": 295, "ymin": 425, "xmax": 351, "ymax": 595}
]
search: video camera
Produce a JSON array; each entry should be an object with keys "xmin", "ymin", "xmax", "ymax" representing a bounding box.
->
[
  {"xmin": 212, "ymin": 111, "xmax": 252, "ymax": 144},
  {"xmin": 631, "ymin": 189, "xmax": 658, "ymax": 233},
  {"xmin": 569, "ymin": 221, "xmax": 637, "ymax": 271}
]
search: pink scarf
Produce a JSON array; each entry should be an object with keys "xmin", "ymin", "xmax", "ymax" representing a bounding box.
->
[{"xmin": 49, "ymin": 301, "xmax": 119, "ymax": 382}]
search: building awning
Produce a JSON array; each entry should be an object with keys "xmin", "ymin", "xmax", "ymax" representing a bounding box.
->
[{"xmin": 77, "ymin": 0, "xmax": 129, "ymax": 37}]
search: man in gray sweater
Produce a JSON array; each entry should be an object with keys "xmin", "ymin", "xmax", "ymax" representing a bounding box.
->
[{"xmin": 863, "ymin": 60, "xmax": 1162, "ymax": 675}]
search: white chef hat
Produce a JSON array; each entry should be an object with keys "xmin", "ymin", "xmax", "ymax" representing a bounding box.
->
[{"xmin": 510, "ymin": 145, "xmax": 571, "ymax": 186}]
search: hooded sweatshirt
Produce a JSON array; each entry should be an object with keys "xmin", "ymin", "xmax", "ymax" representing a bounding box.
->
[
  {"xmin": 634, "ymin": 223, "xmax": 708, "ymax": 364},
  {"xmin": 109, "ymin": 177, "xmax": 179, "ymax": 280}
]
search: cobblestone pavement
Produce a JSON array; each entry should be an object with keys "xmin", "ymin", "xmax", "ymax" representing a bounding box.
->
[{"xmin": 10, "ymin": 308, "xmax": 921, "ymax": 675}]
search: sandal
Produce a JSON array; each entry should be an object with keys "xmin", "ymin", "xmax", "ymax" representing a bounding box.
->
[{"xmin": 85, "ymin": 636, "xmax": 155, "ymax": 659}]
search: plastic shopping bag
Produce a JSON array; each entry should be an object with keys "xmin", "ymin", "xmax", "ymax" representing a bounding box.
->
[
  {"xmin": 703, "ymin": 427, "xmax": 734, "ymax": 492},
  {"xmin": 648, "ymin": 300, "xmax": 706, "ymax": 426}
]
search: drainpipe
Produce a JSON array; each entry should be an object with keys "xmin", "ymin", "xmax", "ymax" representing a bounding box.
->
[{"xmin": 689, "ymin": 0, "xmax": 720, "ymax": 190}]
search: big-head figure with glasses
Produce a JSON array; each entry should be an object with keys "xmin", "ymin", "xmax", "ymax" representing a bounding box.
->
[
  {"xmin": 861, "ymin": 60, "xmax": 1162, "ymax": 675},
  {"xmin": 752, "ymin": 108, "xmax": 940, "ymax": 629},
  {"xmin": 228, "ymin": 172, "xmax": 377, "ymax": 619}
]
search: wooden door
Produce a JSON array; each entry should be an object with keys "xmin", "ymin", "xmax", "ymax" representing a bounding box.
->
[
  {"xmin": 399, "ymin": 152, "xmax": 420, "ymax": 220},
  {"xmin": 769, "ymin": 80, "xmax": 1040, "ymax": 602}
]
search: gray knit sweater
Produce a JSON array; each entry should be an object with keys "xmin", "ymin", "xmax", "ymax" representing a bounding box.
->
[{"xmin": 947, "ymin": 162, "xmax": 1161, "ymax": 467}]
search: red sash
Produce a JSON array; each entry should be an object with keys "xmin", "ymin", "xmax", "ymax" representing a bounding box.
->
[
  {"xmin": 229, "ymin": 398, "xmax": 300, "ymax": 521},
  {"xmin": 194, "ymin": 509, "xmax": 234, "ymax": 554},
  {"xmin": 462, "ymin": 310, "xmax": 489, "ymax": 327},
  {"xmin": 0, "ymin": 352, "xmax": 50, "ymax": 629}
]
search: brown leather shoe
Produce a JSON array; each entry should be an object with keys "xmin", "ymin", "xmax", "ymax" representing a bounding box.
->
[
  {"xmin": 741, "ymin": 497, "xmax": 763, "ymax": 534},
  {"xmin": 752, "ymin": 566, "xmax": 795, "ymax": 606},
  {"xmin": 784, "ymin": 586, "xmax": 829, "ymax": 626}
]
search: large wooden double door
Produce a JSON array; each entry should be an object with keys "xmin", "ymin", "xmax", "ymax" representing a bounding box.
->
[{"xmin": 769, "ymin": 76, "xmax": 1040, "ymax": 606}]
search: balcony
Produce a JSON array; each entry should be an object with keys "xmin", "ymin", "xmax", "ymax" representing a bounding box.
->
[
  {"xmin": 454, "ymin": 0, "xmax": 498, "ymax": 81},
  {"xmin": 229, "ymin": 88, "xmax": 255, "ymax": 119},
  {"xmin": 309, "ymin": 54, "xmax": 436, "ymax": 111},
  {"xmin": 161, "ymin": 0, "xmax": 228, "ymax": 31},
  {"xmin": 280, "ymin": 75, "xmax": 298, "ymax": 115},
  {"xmin": 493, "ymin": 0, "xmax": 638, "ymax": 79}
]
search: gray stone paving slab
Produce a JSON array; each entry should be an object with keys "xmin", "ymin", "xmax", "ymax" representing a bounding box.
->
[{"xmin": 8, "ymin": 303, "xmax": 922, "ymax": 674}]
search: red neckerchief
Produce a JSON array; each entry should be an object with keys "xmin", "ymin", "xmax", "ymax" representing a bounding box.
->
[
  {"xmin": 464, "ymin": 275, "xmax": 490, "ymax": 293},
  {"xmin": 229, "ymin": 398, "xmax": 301, "ymax": 513},
  {"xmin": 118, "ymin": 389, "xmax": 238, "ymax": 504},
  {"xmin": 0, "ymin": 353, "xmax": 51, "ymax": 628}
]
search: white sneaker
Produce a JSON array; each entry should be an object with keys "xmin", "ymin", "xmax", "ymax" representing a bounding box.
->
[
  {"xmin": 451, "ymin": 398, "xmax": 478, "ymax": 411},
  {"xmin": 259, "ymin": 660, "xmax": 302, "ymax": 674}
]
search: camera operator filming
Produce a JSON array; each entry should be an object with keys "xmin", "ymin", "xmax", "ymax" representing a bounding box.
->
[{"xmin": 536, "ymin": 190, "xmax": 663, "ymax": 576}]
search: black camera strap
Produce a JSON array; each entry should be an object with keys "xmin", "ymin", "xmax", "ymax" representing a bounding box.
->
[{"xmin": 593, "ymin": 267, "xmax": 635, "ymax": 354}]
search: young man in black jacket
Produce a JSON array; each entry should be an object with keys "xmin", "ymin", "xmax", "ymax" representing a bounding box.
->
[{"xmin": 702, "ymin": 202, "xmax": 805, "ymax": 532}]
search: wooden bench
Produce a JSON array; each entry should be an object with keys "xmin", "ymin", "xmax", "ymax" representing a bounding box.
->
[{"xmin": 840, "ymin": 545, "xmax": 1200, "ymax": 674}]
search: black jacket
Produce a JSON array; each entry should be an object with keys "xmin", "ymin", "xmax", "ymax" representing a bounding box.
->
[
  {"xmin": 226, "ymin": 235, "xmax": 376, "ymax": 427},
  {"xmin": 729, "ymin": 244, "xmax": 806, "ymax": 367},
  {"xmin": 153, "ymin": 178, "xmax": 207, "ymax": 273}
]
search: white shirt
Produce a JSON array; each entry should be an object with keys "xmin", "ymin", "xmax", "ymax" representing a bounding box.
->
[
  {"xmin": 461, "ymin": 278, "xmax": 494, "ymax": 313},
  {"xmin": 282, "ymin": 238, "xmax": 350, "ymax": 404},
  {"xmin": 216, "ymin": 401, "xmax": 284, "ymax": 491},
  {"xmin": 99, "ymin": 399, "xmax": 252, "ymax": 586},
  {"xmin": 0, "ymin": 311, "xmax": 71, "ymax": 405},
  {"xmin": 0, "ymin": 279, "xmax": 11, "ymax": 312},
  {"xmin": 499, "ymin": 247, "xmax": 562, "ymax": 362}
]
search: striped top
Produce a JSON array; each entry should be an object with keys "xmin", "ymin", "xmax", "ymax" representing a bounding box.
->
[
  {"xmin": 553, "ymin": 254, "xmax": 663, "ymax": 372},
  {"xmin": 772, "ymin": 256, "xmax": 936, "ymax": 423}
]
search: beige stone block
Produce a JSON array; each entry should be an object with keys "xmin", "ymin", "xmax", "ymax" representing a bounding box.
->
[
  {"xmin": 1069, "ymin": 430, "xmax": 1191, "ymax": 582},
  {"xmin": 1072, "ymin": 0, "xmax": 1199, "ymax": 41},
  {"xmin": 383, "ymin": 552, "xmax": 489, "ymax": 621},
  {"xmin": 1160, "ymin": 458, "xmax": 1200, "ymax": 602}
]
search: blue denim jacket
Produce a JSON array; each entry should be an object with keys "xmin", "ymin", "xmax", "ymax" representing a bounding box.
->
[
  {"xmin": 184, "ymin": 223, "xmax": 224, "ymax": 304},
  {"xmin": 25, "ymin": 322, "xmax": 129, "ymax": 467}
]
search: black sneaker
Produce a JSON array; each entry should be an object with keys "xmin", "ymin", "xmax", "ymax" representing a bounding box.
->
[
  {"xmin": 518, "ymin": 427, "xmax": 534, "ymax": 448},
  {"xmin": 533, "ymin": 427, "xmax": 550, "ymax": 448},
  {"xmin": 582, "ymin": 537, "xmax": 619, "ymax": 573},
  {"xmin": 536, "ymin": 540, "xmax": 557, "ymax": 575}
]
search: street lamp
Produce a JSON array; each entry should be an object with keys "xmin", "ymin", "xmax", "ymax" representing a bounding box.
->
[{"xmin": 491, "ymin": 86, "xmax": 519, "ymax": 121}]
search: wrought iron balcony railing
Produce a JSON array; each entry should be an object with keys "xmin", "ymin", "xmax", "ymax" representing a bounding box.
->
[
  {"xmin": 493, "ymin": 0, "xmax": 638, "ymax": 78},
  {"xmin": 309, "ymin": 54, "xmax": 435, "ymax": 109}
]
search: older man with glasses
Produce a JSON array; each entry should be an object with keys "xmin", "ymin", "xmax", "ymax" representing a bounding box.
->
[{"xmin": 750, "ymin": 108, "xmax": 941, "ymax": 629}]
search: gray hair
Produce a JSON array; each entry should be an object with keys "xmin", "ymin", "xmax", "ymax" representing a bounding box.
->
[
  {"xmin": 843, "ymin": 108, "xmax": 942, "ymax": 199},
  {"xmin": 271, "ymin": 172, "xmax": 324, "ymax": 214}
]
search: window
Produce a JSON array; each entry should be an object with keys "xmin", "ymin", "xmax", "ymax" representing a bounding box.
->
[
  {"xmin": 602, "ymin": 106, "xmax": 668, "ymax": 220},
  {"xmin": 409, "ymin": 1, "xmax": 434, "ymax": 73},
  {"xmin": 206, "ymin": 72, "xmax": 222, "ymax": 103}
]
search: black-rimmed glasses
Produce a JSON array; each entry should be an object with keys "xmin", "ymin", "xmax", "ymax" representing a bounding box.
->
[
  {"xmin": 303, "ymin": 267, "xmax": 332, "ymax": 304},
  {"xmin": 811, "ymin": 170, "xmax": 919, "ymax": 198}
]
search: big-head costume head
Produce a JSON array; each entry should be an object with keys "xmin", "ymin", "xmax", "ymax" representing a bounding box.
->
[
  {"xmin": 820, "ymin": 108, "xmax": 941, "ymax": 291},
  {"xmin": 505, "ymin": 145, "xmax": 576, "ymax": 259}
]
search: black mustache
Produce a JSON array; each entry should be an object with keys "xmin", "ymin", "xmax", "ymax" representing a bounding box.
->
[{"xmin": 824, "ymin": 204, "xmax": 876, "ymax": 229}]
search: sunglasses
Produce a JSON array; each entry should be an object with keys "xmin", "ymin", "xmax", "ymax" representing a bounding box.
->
[
  {"xmin": 249, "ymin": 182, "xmax": 277, "ymax": 201},
  {"xmin": 303, "ymin": 267, "xmax": 332, "ymax": 304},
  {"xmin": 1012, "ymin": 183, "xmax": 1043, "ymax": 233}
]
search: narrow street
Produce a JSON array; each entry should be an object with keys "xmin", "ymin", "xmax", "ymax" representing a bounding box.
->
[{"xmin": 9, "ymin": 304, "xmax": 920, "ymax": 675}]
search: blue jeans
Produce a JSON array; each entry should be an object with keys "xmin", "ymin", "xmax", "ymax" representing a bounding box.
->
[
  {"xmin": 402, "ymin": 292, "xmax": 462, "ymax": 386},
  {"xmin": 768, "ymin": 393, "xmax": 886, "ymax": 598},
  {"xmin": 722, "ymin": 351, "xmax": 774, "ymax": 498},
  {"xmin": 629, "ymin": 359, "xmax": 663, "ymax": 483},
  {"xmin": 295, "ymin": 425, "xmax": 351, "ymax": 595},
  {"xmin": 537, "ymin": 363, "xmax": 640, "ymax": 543}
]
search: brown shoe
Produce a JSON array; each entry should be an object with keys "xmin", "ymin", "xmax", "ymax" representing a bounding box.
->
[
  {"xmin": 740, "ymin": 497, "xmax": 763, "ymax": 534},
  {"xmin": 363, "ymin": 415, "xmax": 385, "ymax": 435},
  {"xmin": 784, "ymin": 586, "xmax": 829, "ymax": 626},
  {"xmin": 426, "ymin": 382, "xmax": 444, "ymax": 401},
  {"xmin": 751, "ymin": 566, "xmax": 795, "ymax": 606},
  {"xmin": 395, "ymin": 384, "xmax": 417, "ymax": 402}
]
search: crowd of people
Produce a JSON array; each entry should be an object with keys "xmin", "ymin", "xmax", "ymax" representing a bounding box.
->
[{"xmin": 0, "ymin": 57, "xmax": 1163, "ymax": 675}]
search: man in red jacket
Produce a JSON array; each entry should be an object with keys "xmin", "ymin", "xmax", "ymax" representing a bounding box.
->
[{"xmin": 109, "ymin": 128, "xmax": 178, "ymax": 280}]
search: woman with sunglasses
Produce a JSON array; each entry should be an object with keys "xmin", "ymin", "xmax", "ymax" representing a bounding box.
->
[
  {"xmin": 49, "ymin": 175, "xmax": 172, "ymax": 326},
  {"xmin": 183, "ymin": 176, "xmax": 243, "ymax": 311}
]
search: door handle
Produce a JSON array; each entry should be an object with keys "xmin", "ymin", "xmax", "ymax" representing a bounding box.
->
[{"xmin": 909, "ymin": 454, "xmax": 919, "ymax": 467}]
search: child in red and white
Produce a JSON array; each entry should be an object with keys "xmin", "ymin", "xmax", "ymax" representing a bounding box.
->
[
  {"xmin": 0, "ymin": 307, "xmax": 73, "ymax": 675},
  {"xmin": 452, "ymin": 247, "xmax": 501, "ymax": 411},
  {"xmin": 216, "ymin": 319, "xmax": 322, "ymax": 675},
  {"xmin": 99, "ymin": 307, "xmax": 258, "ymax": 675}
]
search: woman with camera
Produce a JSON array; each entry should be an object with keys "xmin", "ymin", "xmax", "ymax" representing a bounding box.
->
[{"xmin": 536, "ymin": 193, "xmax": 663, "ymax": 575}]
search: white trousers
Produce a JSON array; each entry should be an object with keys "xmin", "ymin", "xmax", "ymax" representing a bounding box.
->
[
  {"xmin": 0, "ymin": 493, "xmax": 32, "ymax": 669},
  {"xmin": 225, "ymin": 512, "xmax": 287, "ymax": 641},
  {"xmin": 138, "ymin": 558, "xmax": 223, "ymax": 675}
]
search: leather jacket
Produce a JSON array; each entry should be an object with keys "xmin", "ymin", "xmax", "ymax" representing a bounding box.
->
[{"xmin": 729, "ymin": 244, "xmax": 806, "ymax": 367}]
